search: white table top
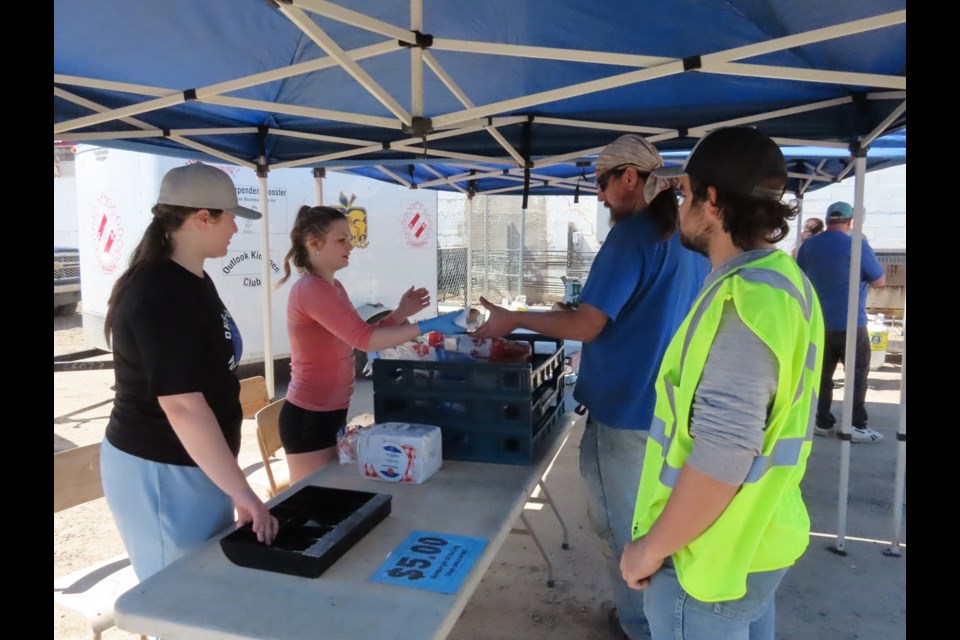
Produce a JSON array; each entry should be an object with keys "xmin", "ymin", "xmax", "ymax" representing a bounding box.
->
[{"xmin": 115, "ymin": 412, "xmax": 577, "ymax": 640}]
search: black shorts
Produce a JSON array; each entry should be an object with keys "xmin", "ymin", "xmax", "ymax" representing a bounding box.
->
[{"xmin": 278, "ymin": 401, "xmax": 348, "ymax": 454}]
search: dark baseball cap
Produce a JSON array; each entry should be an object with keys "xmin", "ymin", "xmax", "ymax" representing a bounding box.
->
[
  {"xmin": 826, "ymin": 201, "xmax": 854, "ymax": 221},
  {"xmin": 652, "ymin": 127, "xmax": 787, "ymax": 202}
]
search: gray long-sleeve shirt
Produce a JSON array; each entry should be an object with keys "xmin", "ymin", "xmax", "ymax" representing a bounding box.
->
[{"xmin": 686, "ymin": 251, "xmax": 779, "ymax": 486}]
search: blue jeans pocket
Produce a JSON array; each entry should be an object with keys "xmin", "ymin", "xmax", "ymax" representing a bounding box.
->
[{"xmin": 710, "ymin": 568, "xmax": 787, "ymax": 622}]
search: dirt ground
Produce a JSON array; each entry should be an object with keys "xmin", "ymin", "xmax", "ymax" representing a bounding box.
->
[{"xmin": 54, "ymin": 305, "xmax": 907, "ymax": 640}]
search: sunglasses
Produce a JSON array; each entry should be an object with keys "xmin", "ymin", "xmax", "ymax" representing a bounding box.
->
[{"xmin": 596, "ymin": 164, "xmax": 632, "ymax": 191}]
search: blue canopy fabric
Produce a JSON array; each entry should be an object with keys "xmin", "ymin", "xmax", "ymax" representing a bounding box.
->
[
  {"xmin": 54, "ymin": 1, "xmax": 906, "ymax": 179},
  {"xmin": 333, "ymin": 128, "xmax": 905, "ymax": 196}
]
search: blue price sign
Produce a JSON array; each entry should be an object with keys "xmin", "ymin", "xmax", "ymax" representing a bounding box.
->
[{"xmin": 370, "ymin": 530, "xmax": 488, "ymax": 594}]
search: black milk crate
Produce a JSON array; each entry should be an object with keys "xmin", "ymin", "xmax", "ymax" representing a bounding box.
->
[
  {"xmin": 220, "ymin": 486, "xmax": 391, "ymax": 578},
  {"xmin": 372, "ymin": 333, "xmax": 565, "ymax": 465}
]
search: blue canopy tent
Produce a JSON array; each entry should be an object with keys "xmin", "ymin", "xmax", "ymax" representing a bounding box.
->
[
  {"xmin": 54, "ymin": 0, "xmax": 907, "ymax": 554},
  {"xmin": 334, "ymin": 127, "xmax": 906, "ymax": 197},
  {"xmin": 55, "ymin": 1, "xmax": 905, "ymax": 170}
]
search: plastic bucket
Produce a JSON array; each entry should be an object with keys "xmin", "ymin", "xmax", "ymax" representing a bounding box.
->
[{"xmin": 867, "ymin": 323, "xmax": 889, "ymax": 370}]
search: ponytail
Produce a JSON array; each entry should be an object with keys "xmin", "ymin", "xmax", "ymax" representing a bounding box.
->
[
  {"xmin": 647, "ymin": 187, "xmax": 680, "ymax": 240},
  {"xmin": 277, "ymin": 205, "xmax": 348, "ymax": 287}
]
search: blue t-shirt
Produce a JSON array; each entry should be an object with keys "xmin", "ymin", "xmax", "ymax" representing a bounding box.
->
[
  {"xmin": 573, "ymin": 213, "xmax": 710, "ymax": 429},
  {"xmin": 796, "ymin": 230, "xmax": 885, "ymax": 331}
]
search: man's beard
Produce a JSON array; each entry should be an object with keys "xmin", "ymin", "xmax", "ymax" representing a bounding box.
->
[
  {"xmin": 608, "ymin": 205, "xmax": 635, "ymax": 225},
  {"xmin": 679, "ymin": 231, "xmax": 709, "ymax": 257},
  {"xmin": 679, "ymin": 209, "xmax": 710, "ymax": 256}
]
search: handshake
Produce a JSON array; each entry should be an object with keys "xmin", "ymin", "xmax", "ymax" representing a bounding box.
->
[{"xmin": 416, "ymin": 308, "xmax": 483, "ymax": 336}]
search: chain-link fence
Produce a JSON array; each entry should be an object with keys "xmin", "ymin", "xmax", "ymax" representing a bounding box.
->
[{"xmin": 437, "ymin": 194, "xmax": 597, "ymax": 307}]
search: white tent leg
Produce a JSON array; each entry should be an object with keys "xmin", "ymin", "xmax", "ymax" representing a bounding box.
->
[
  {"xmin": 483, "ymin": 197, "xmax": 489, "ymax": 298},
  {"xmin": 466, "ymin": 195, "xmax": 473, "ymax": 306},
  {"xmin": 313, "ymin": 167, "xmax": 326, "ymax": 205},
  {"xmin": 257, "ymin": 170, "xmax": 275, "ymax": 399},
  {"xmin": 885, "ymin": 300, "xmax": 906, "ymax": 557},
  {"xmin": 793, "ymin": 195, "xmax": 805, "ymax": 254},
  {"xmin": 832, "ymin": 152, "xmax": 867, "ymax": 555},
  {"xmin": 518, "ymin": 206, "xmax": 526, "ymax": 300}
]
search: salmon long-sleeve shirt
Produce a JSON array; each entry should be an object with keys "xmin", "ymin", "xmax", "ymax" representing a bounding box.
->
[{"xmin": 285, "ymin": 274, "xmax": 398, "ymax": 411}]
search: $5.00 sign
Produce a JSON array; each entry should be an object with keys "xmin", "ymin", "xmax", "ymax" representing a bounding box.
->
[{"xmin": 370, "ymin": 531, "xmax": 488, "ymax": 594}]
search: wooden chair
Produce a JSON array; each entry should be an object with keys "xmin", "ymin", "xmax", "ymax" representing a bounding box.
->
[
  {"xmin": 254, "ymin": 398, "xmax": 290, "ymax": 498},
  {"xmin": 238, "ymin": 377, "xmax": 289, "ymax": 498},
  {"xmin": 54, "ymin": 443, "xmax": 145, "ymax": 640},
  {"xmin": 239, "ymin": 375, "xmax": 270, "ymax": 419}
]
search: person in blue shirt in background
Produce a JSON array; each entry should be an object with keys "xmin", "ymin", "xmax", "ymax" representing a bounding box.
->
[
  {"xmin": 474, "ymin": 134, "xmax": 710, "ymax": 638},
  {"xmin": 796, "ymin": 201, "xmax": 886, "ymax": 443}
]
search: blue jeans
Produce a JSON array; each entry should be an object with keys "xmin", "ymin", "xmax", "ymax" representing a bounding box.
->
[
  {"xmin": 644, "ymin": 562, "xmax": 788, "ymax": 640},
  {"xmin": 579, "ymin": 416, "xmax": 649, "ymax": 638},
  {"xmin": 100, "ymin": 438, "xmax": 235, "ymax": 581}
]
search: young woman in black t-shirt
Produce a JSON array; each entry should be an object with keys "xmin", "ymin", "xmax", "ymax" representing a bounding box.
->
[{"xmin": 99, "ymin": 162, "xmax": 278, "ymax": 580}]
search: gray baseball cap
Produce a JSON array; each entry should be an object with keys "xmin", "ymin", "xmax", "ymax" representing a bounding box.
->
[{"xmin": 157, "ymin": 162, "xmax": 262, "ymax": 220}]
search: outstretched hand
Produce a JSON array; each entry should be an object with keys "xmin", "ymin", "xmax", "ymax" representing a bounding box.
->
[
  {"xmin": 395, "ymin": 286, "xmax": 431, "ymax": 320},
  {"xmin": 470, "ymin": 296, "xmax": 516, "ymax": 338},
  {"xmin": 417, "ymin": 309, "xmax": 466, "ymax": 336}
]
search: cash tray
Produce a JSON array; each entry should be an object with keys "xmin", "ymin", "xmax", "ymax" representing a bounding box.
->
[{"xmin": 220, "ymin": 485, "xmax": 391, "ymax": 578}]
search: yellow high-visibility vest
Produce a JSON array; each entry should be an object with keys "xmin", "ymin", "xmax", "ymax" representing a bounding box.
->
[{"xmin": 632, "ymin": 250, "xmax": 825, "ymax": 602}]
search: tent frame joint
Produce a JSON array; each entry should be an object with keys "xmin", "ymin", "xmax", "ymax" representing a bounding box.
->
[
  {"xmin": 399, "ymin": 31, "xmax": 434, "ymax": 49},
  {"xmin": 849, "ymin": 141, "xmax": 867, "ymax": 158},
  {"xmin": 682, "ymin": 55, "xmax": 702, "ymax": 72},
  {"xmin": 402, "ymin": 116, "xmax": 433, "ymax": 138}
]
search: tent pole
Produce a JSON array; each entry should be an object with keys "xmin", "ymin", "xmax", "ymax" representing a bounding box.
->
[
  {"xmin": 885, "ymin": 300, "xmax": 906, "ymax": 557},
  {"xmin": 313, "ymin": 167, "xmax": 326, "ymax": 205},
  {"xmin": 484, "ymin": 197, "xmax": 489, "ymax": 298},
  {"xmin": 793, "ymin": 194, "xmax": 805, "ymax": 254},
  {"xmin": 519, "ymin": 204, "xmax": 526, "ymax": 301},
  {"xmin": 256, "ymin": 166, "xmax": 275, "ymax": 399},
  {"xmin": 466, "ymin": 193, "xmax": 473, "ymax": 307},
  {"xmin": 832, "ymin": 149, "xmax": 867, "ymax": 554},
  {"xmin": 409, "ymin": 0, "xmax": 423, "ymax": 120}
]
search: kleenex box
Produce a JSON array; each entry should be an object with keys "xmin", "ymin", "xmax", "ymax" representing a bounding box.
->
[{"xmin": 358, "ymin": 423, "xmax": 443, "ymax": 484}]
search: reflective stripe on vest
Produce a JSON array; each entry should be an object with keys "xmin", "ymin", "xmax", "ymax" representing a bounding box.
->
[{"xmin": 649, "ymin": 399, "xmax": 810, "ymax": 488}]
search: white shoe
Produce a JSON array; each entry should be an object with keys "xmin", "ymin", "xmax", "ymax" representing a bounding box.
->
[
  {"xmin": 851, "ymin": 427, "xmax": 884, "ymax": 443},
  {"xmin": 814, "ymin": 426, "xmax": 834, "ymax": 438}
]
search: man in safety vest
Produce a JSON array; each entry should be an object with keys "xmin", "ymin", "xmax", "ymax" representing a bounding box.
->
[{"xmin": 620, "ymin": 126, "xmax": 824, "ymax": 640}]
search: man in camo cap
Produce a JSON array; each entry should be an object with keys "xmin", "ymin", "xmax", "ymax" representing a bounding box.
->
[{"xmin": 474, "ymin": 134, "xmax": 710, "ymax": 638}]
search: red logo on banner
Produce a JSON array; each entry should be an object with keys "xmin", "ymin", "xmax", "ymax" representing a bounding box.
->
[
  {"xmin": 93, "ymin": 194, "xmax": 124, "ymax": 274},
  {"xmin": 401, "ymin": 201, "xmax": 431, "ymax": 248}
]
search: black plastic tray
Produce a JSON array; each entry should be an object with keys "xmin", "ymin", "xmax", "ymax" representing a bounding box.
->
[{"xmin": 220, "ymin": 485, "xmax": 391, "ymax": 578}]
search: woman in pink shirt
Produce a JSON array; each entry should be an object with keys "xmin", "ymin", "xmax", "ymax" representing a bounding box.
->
[{"xmin": 277, "ymin": 205, "xmax": 463, "ymax": 484}]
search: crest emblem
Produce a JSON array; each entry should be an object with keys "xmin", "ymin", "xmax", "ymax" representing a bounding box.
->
[{"xmin": 337, "ymin": 192, "xmax": 368, "ymax": 248}]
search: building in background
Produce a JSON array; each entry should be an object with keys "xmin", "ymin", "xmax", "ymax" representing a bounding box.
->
[{"xmin": 436, "ymin": 192, "xmax": 600, "ymax": 307}]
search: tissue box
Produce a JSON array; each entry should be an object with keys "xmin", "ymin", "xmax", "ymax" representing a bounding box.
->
[{"xmin": 358, "ymin": 423, "xmax": 442, "ymax": 484}]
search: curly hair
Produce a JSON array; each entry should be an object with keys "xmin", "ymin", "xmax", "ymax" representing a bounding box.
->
[{"xmin": 690, "ymin": 177, "xmax": 797, "ymax": 250}]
